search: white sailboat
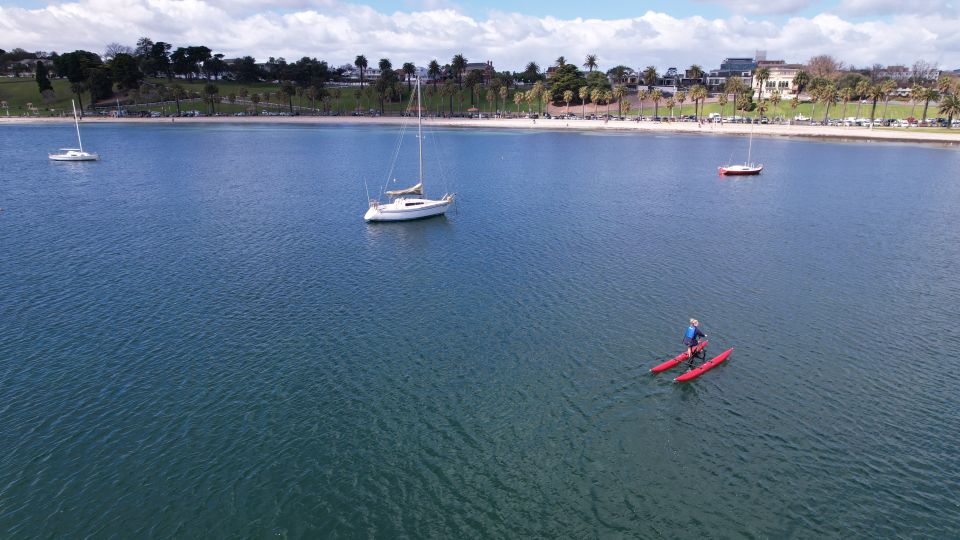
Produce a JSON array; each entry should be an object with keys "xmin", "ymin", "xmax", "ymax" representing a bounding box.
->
[
  {"xmin": 49, "ymin": 99, "xmax": 99, "ymax": 161},
  {"xmin": 718, "ymin": 123, "xmax": 761, "ymax": 175},
  {"xmin": 364, "ymin": 77, "xmax": 453, "ymax": 222}
]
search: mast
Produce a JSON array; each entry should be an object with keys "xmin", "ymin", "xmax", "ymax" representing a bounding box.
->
[
  {"xmin": 416, "ymin": 77, "xmax": 423, "ymax": 185},
  {"xmin": 72, "ymin": 99, "xmax": 83, "ymax": 153},
  {"xmin": 746, "ymin": 124, "xmax": 753, "ymax": 165}
]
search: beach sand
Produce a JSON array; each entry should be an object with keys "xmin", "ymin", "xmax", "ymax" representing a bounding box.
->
[{"xmin": 3, "ymin": 115, "xmax": 959, "ymax": 146}]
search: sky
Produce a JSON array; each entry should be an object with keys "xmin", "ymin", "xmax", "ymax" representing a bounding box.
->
[{"xmin": 1, "ymin": 0, "xmax": 959, "ymax": 71}]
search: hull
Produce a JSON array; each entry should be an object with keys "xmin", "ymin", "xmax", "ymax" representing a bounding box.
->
[
  {"xmin": 674, "ymin": 348, "xmax": 733, "ymax": 382},
  {"xmin": 364, "ymin": 196, "xmax": 452, "ymax": 222},
  {"xmin": 719, "ymin": 165, "xmax": 762, "ymax": 175},
  {"xmin": 49, "ymin": 151, "xmax": 99, "ymax": 161},
  {"xmin": 650, "ymin": 341, "xmax": 708, "ymax": 373}
]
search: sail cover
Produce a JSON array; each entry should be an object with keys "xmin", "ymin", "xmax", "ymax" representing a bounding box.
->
[{"xmin": 385, "ymin": 182, "xmax": 423, "ymax": 197}]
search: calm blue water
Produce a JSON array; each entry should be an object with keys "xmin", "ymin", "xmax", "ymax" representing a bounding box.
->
[{"xmin": 1, "ymin": 122, "xmax": 959, "ymax": 538}]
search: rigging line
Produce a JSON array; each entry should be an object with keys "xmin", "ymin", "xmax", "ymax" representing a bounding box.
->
[{"xmin": 380, "ymin": 89, "xmax": 419, "ymax": 196}]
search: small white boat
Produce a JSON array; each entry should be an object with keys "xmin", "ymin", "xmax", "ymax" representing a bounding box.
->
[
  {"xmin": 719, "ymin": 124, "xmax": 761, "ymax": 176},
  {"xmin": 364, "ymin": 77, "xmax": 452, "ymax": 222},
  {"xmin": 49, "ymin": 100, "xmax": 99, "ymax": 161}
]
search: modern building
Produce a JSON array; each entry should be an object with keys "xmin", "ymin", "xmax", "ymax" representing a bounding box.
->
[{"xmin": 706, "ymin": 57, "xmax": 757, "ymax": 92}]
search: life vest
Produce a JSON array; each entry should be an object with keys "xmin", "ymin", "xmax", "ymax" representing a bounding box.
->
[{"xmin": 684, "ymin": 325, "xmax": 698, "ymax": 340}]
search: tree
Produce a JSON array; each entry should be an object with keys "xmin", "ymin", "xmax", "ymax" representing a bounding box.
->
[
  {"xmin": 579, "ymin": 86, "xmax": 589, "ymax": 117},
  {"xmin": 855, "ymin": 80, "xmax": 870, "ymax": 118},
  {"xmin": 868, "ymin": 84, "xmax": 885, "ymax": 125},
  {"xmin": 666, "ymin": 97, "xmax": 675, "ymax": 119},
  {"xmin": 53, "ymin": 50, "xmax": 103, "ymax": 114},
  {"xmin": 920, "ymin": 87, "xmax": 937, "ymax": 123},
  {"xmin": 676, "ymin": 90, "xmax": 686, "ymax": 116},
  {"xmin": 35, "ymin": 60, "xmax": 53, "ymax": 93},
  {"xmin": 839, "ymin": 87, "xmax": 852, "ymax": 121},
  {"xmin": 547, "ymin": 64, "xmax": 588, "ymax": 104},
  {"xmin": 281, "ymin": 81, "xmax": 296, "ymax": 113},
  {"xmin": 451, "ymin": 53, "xmax": 467, "ymax": 88},
  {"xmin": 103, "ymin": 42, "xmax": 133, "ymax": 60},
  {"xmin": 354, "ymin": 55, "xmax": 368, "ymax": 88},
  {"xmin": 792, "ymin": 70, "xmax": 811, "ymax": 97},
  {"xmin": 485, "ymin": 88, "xmax": 495, "ymax": 113},
  {"xmin": 909, "ymin": 84, "xmax": 923, "ymax": 119},
  {"xmin": 938, "ymin": 94, "xmax": 960, "ymax": 128},
  {"xmin": 881, "ymin": 80, "xmax": 897, "ymax": 120},
  {"xmin": 643, "ymin": 66, "xmax": 658, "ymax": 87},
  {"xmin": 563, "ymin": 90, "xmax": 574, "ymax": 115},
  {"xmin": 402, "ymin": 62, "xmax": 416, "ymax": 92},
  {"xmin": 717, "ymin": 94, "xmax": 728, "ymax": 123},
  {"xmin": 691, "ymin": 85, "xmax": 707, "ymax": 120},
  {"xmin": 531, "ymin": 81, "xmax": 546, "ymax": 114},
  {"xmin": 171, "ymin": 83, "xmax": 185, "ymax": 115},
  {"xmin": 755, "ymin": 66, "xmax": 770, "ymax": 100},
  {"xmin": 584, "ymin": 54, "xmax": 598, "ymax": 73},
  {"xmin": 109, "ymin": 53, "xmax": 143, "ymax": 90},
  {"xmin": 513, "ymin": 91, "xmax": 524, "ymax": 116},
  {"xmin": 637, "ymin": 89, "xmax": 648, "ymax": 119},
  {"xmin": 807, "ymin": 55, "xmax": 841, "ymax": 79},
  {"xmin": 613, "ymin": 85, "xmax": 626, "ymax": 116},
  {"xmin": 521, "ymin": 61, "xmax": 540, "ymax": 83},
  {"xmin": 499, "ymin": 85, "xmax": 508, "ymax": 114},
  {"xmin": 203, "ymin": 83, "xmax": 219, "ymax": 114},
  {"xmin": 687, "ymin": 64, "xmax": 704, "ymax": 87},
  {"xmin": 87, "ymin": 67, "xmax": 114, "ymax": 103},
  {"xmin": 590, "ymin": 88, "xmax": 602, "ymax": 116},
  {"xmin": 820, "ymin": 83, "xmax": 837, "ymax": 122},
  {"xmin": 770, "ymin": 89, "xmax": 782, "ymax": 120},
  {"xmin": 250, "ymin": 92, "xmax": 261, "ymax": 114},
  {"xmin": 651, "ymin": 89, "xmax": 663, "ymax": 118}
]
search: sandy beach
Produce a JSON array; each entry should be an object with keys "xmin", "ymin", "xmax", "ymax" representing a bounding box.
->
[{"xmin": 3, "ymin": 114, "xmax": 959, "ymax": 146}]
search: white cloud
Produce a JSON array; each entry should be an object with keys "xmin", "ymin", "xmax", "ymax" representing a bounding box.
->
[
  {"xmin": 835, "ymin": 0, "xmax": 958, "ymax": 17},
  {"xmin": 695, "ymin": 0, "xmax": 820, "ymax": 16},
  {"xmin": 1, "ymin": 0, "xmax": 958, "ymax": 70}
]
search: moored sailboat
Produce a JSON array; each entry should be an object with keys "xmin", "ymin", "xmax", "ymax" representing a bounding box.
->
[
  {"xmin": 364, "ymin": 77, "xmax": 453, "ymax": 222},
  {"xmin": 719, "ymin": 125, "xmax": 761, "ymax": 175},
  {"xmin": 49, "ymin": 100, "xmax": 99, "ymax": 162}
]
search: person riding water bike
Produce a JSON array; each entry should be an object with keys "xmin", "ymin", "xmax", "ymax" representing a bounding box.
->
[{"xmin": 683, "ymin": 319, "xmax": 706, "ymax": 361}]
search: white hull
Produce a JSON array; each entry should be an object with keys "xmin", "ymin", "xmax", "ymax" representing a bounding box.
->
[
  {"xmin": 365, "ymin": 196, "xmax": 453, "ymax": 221},
  {"xmin": 49, "ymin": 150, "xmax": 99, "ymax": 161}
]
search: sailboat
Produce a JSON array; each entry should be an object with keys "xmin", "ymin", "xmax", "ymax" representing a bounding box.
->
[
  {"xmin": 718, "ymin": 124, "xmax": 761, "ymax": 176},
  {"xmin": 49, "ymin": 99, "xmax": 99, "ymax": 161},
  {"xmin": 364, "ymin": 77, "xmax": 453, "ymax": 222}
]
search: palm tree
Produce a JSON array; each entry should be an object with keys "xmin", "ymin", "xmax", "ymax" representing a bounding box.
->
[
  {"xmin": 725, "ymin": 78, "xmax": 744, "ymax": 116},
  {"xmin": 402, "ymin": 62, "xmax": 416, "ymax": 92},
  {"xmin": 306, "ymin": 85, "xmax": 319, "ymax": 112},
  {"xmin": 486, "ymin": 88, "xmax": 495, "ymax": 114},
  {"xmin": 938, "ymin": 76, "xmax": 953, "ymax": 98},
  {"xmin": 770, "ymin": 89, "xmax": 782, "ymax": 120},
  {"xmin": 171, "ymin": 83, "xmax": 186, "ymax": 115},
  {"xmin": 250, "ymin": 92, "xmax": 260, "ymax": 115},
  {"xmin": 579, "ymin": 86, "xmax": 589, "ymax": 117},
  {"xmin": 556, "ymin": 56, "xmax": 567, "ymax": 67},
  {"xmin": 790, "ymin": 96, "xmax": 799, "ymax": 118},
  {"xmin": 605, "ymin": 90, "xmax": 614, "ymax": 117},
  {"xmin": 643, "ymin": 66, "xmax": 658, "ymax": 88},
  {"xmin": 584, "ymin": 54, "xmax": 598, "ymax": 73},
  {"xmin": 613, "ymin": 85, "xmax": 626, "ymax": 116},
  {"xmin": 531, "ymin": 81, "xmax": 546, "ymax": 114},
  {"xmin": 855, "ymin": 80, "xmax": 870, "ymax": 119},
  {"xmin": 637, "ymin": 89, "xmax": 648, "ymax": 120},
  {"xmin": 499, "ymin": 86, "xmax": 508, "ymax": 115},
  {"xmin": 920, "ymin": 87, "xmax": 938, "ymax": 123},
  {"xmin": 428, "ymin": 60, "xmax": 441, "ymax": 89},
  {"xmin": 354, "ymin": 55, "xmax": 368, "ymax": 89},
  {"xmin": 756, "ymin": 99, "xmax": 769, "ymax": 121},
  {"xmin": 451, "ymin": 54, "xmax": 467, "ymax": 89},
  {"xmin": 839, "ymin": 87, "xmax": 853, "ymax": 121},
  {"xmin": 675, "ymin": 91, "xmax": 686, "ymax": 117},
  {"xmin": 792, "ymin": 70, "xmax": 811, "ymax": 98},
  {"xmin": 755, "ymin": 66, "xmax": 770, "ymax": 100},
  {"xmin": 525, "ymin": 89, "xmax": 536, "ymax": 114},
  {"xmin": 868, "ymin": 84, "xmax": 886, "ymax": 126},
  {"xmin": 820, "ymin": 83, "xmax": 837, "ymax": 123},
  {"xmin": 687, "ymin": 64, "xmax": 704, "ymax": 88},
  {"xmin": 590, "ymin": 88, "xmax": 602, "ymax": 117},
  {"xmin": 563, "ymin": 90, "xmax": 574, "ymax": 115},
  {"xmin": 909, "ymin": 84, "xmax": 923, "ymax": 120},
  {"xmin": 333, "ymin": 89, "xmax": 342, "ymax": 115},
  {"xmin": 809, "ymin": 86, "xmax": 820, "ymax": 123},
  {"xmin": 666, "ymin": 97, "xmax": 676, "ymax": 119},
  {"xmin": 938, "ymin": 93, "xmax": 960, "ymax": 128},
  {"xmin": 651, "ymin": 89, "xmax": 663, "ymax": 119},
  {"xmin": 881, "ymin": 80, "xmax": 897, "ymax": 120},
  {"xmin": 717, "ymin": 94, "xmax": 728, "ymax": 123},
  {"xmin": 513, "ymin": 91, "xmax": 524, "ymax": 116},
  {"xmin": 691, "ymin": 85, "xmax": 707, "ymax": 121}
]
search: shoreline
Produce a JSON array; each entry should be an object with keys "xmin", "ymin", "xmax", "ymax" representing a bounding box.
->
[{"xmin": 3, "ymin": 115, "xmax": 959, "ymax": 146}]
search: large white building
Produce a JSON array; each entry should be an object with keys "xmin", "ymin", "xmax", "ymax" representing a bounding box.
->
[{"xmin": 753, "ymin": 60, "xmax": 803, "ymax": 100}]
